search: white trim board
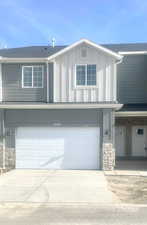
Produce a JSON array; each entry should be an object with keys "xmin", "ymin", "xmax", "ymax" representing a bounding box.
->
[
  {"xmin": 0, "ymin": 57, "xmax": 48, "ymax": 63},
  {"xmin": 0, "ymin": 103, "xmax": 123, "ymax": 110},
  {"xmin": 119, "ymin": 51, "xmax": 147, "ymax": 55},
  {"xmin": 115, "ymin": 111, "xmax": 147, "ymax": 117},
  {"xmin": 22, "ymin": 65, "xmax": 44, "ymax": 88},
  {"xmin": 0, "ymin": 39, "xmax": 123, "ymax": 62},
  {"xmin": 0, "ymin": 64, "xmax": 2, "ymax": 102},
  {"xmin": 75, "ymin": 64, "xmax": 97, "ymax": 88},
  {"xmin": 48, "ymin": 39, "xmax": 123, "ymax": 61}
]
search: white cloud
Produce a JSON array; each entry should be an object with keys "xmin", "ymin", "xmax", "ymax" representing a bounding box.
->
[
  {"xmin": 0, "ymin": 0, "xmax": 60, "ymax": 42},
  {"xmin": 0, "ymin": 0, "xmax": 84, "ymax": 44},
  {"xmin": 0, "ymin": 39, "xmax": 8, "ymax": 49}
]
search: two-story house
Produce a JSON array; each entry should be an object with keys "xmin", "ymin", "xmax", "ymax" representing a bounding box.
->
[
  {"xmin": 0, "ymin": 39, "xmax": 123, "ymax": 171},
  {"xmin": 0, "ymin": 39, "xmax": 146, "ymax": 171}
]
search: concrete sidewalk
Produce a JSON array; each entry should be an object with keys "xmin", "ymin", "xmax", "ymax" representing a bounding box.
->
[
  {"xmin": 0, "ymin": 203, "xmax": 146, "ymax": 225},
  {"xmin": 105, "ymin": 170, "xmax": 147, "ymax": 176},
  {"xmin": 0, "ymin": 170, "xmax": 118, "ymax": 203}
]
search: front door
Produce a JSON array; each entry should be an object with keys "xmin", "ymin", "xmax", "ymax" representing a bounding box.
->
[{"xmin": 132, "ymin": 126, "xmax": 147, "ymax": 157}]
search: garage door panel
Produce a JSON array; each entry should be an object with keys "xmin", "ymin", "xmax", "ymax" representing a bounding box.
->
[
  {"xmin": 16, "ymin": 160, "xmax": 39, "ymax": 169},
  {"xmin": 39, "ymin": 158, "xmax": 64, "ymax": 169},
  {"xmin": 16, "ymin": 127, "xmax": 100, "ymax": 169}
]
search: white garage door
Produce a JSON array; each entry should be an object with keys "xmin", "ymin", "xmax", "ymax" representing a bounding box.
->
[{"xmin": 16, "ymin": 127, "xmax": 100, "ymax": 169}]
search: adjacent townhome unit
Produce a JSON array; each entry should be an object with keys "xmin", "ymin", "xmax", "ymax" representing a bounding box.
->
[
  {"xmin": 114, "ymin": 43, "xmax": 147, "ymax": 161},
  {"xmin": 0, "ymin": 39, "xmax": 146, "ymax": 171}
]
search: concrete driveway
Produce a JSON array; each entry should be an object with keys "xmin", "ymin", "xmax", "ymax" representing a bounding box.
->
[{"xmin": 0, "ymin": 170, "xmax": 117, "ymax": 203}]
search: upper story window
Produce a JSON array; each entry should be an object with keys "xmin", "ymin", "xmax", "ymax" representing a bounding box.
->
[
  {"xmin": 22, "ymin": 66, "xmax": 43, "ymax": 88},
  {"xmin": 76, "ymin": 64, "xmax": 96, "ymax": 86}
]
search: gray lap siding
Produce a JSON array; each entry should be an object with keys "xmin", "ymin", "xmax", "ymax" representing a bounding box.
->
[
  {"xmin": 5, "ymin": 109, "xmax": 101, "ymax": 127},
  {"xmin": 2, "ymin": 63, "xmax": 47, "ymax": 102},
  {"xmin": 117, "ymin": 55, "xmax": 147, "ymax": 104}
]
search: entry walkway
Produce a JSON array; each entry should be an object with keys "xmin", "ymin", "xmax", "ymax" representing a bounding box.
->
[{"xmin": 105, "ymin": 160, "xmax": 147, "ymax": 176}]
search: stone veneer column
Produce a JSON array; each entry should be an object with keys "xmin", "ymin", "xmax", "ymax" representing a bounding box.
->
[
  {"xmin": 102, "ymin": 109, "xmax": 115, "ymax": 171},
  {"xmin": 0, "ymin": 110, "xmax": 15, "ymax": 172}
]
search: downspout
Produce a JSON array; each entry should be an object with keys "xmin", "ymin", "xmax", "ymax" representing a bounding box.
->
[
  {"xmin": 46, "ymin": 61, "xmax": 49, "ymax": 103},
  {"xmin": 2, "ymin": 110, "xmax": 5, "ymax": 170},
  {"xmin": 0, "ymin": 62, "xmax": 5, "ymax": 171},
  {"xmin": 113, "ymin": 56, "xmax": 124, "ymax": 168},
  {"xmin": 116, "ymin": 56, "xmax": 124, "ymax": 105}
]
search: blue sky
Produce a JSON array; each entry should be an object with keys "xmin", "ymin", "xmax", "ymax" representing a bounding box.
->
[{"xmin": 0, "ymin": 0, "xmax": 147, "ymax": 48}]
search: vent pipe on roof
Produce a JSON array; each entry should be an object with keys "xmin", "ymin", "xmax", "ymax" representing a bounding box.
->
[{"xmin": 52, "ymin": 38, "xmax": 56, "ymax": 48}]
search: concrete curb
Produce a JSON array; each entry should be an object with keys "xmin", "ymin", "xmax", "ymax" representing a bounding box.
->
[
  {"xmin": 104, "ymin": 171, "xmax": 147, "ymax": 176},
  {"xmin": 0, "ymin": 202, "xmax": 147, "ymax": 208}
]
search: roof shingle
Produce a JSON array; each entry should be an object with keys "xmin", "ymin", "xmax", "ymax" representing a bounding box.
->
[{"xmin": 0, "ymin": 42, "xmax": 147, "ymax": 58}]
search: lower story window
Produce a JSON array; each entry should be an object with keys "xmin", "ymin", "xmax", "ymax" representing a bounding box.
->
[
  {"xmin": 136, "ymin": 128, "xmax": 144, "ymax": 135},
  {"xmin": 76, "ymin": 64, "xmax": 96, "ymax": 86},
  {"xmin": 22, "ymin": 66, "xmax": 43, "ymax": 88}
]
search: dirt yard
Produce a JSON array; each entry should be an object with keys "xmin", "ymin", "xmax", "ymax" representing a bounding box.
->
[{"xmin": 106, "ymin": 175, "xmax": 147, "ymax": 204}]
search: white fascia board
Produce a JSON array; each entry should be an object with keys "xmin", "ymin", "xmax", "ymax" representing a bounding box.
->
[
  {"xmin": 0, "ymin": 103, "xmax": 123, "ymax": 110},
  {"xmin": 115, "ymin": 111, "xmax": 147, "ymax": 117},
  {"xmin": 119, "ymin": 51, "xmax": 147, "ymax": 55},
  {"xmin": 0, "ymin": 64, "xmax": 2, "ymax": 102},
  {"xmin": 0, "ymin": 57, "xmax": 48, "ymax": 63},
  {"xmin": 48, "ymin": 39, "xmax": 123, "ymax": 61}
]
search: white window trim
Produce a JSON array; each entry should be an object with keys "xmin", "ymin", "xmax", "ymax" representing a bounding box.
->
[
  {"xmin": 22, "ymin": 65, "xmax": 44, "ymax": 88},
  {"xmin": 75, "ymin": 64, "xmax": 97, "ymax": 89}
]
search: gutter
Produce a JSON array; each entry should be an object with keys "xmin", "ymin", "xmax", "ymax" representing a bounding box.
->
[
  {"xmin": 119, "ymin": 51, "xmax": 147, "ymax": 55},
  {"xmin": 2, "ymin": 112, "xmax": 5, "ymax": 170},
  {"xmin": 0, "ymin": 57, "xmax": 48, "ymax": 63},
  {"xmin": 115, "ymin": 111, "xmax": 147, "ymax": 117},
  {"xmin": 0, "ymin": 103, "xmax": 123, "ymax": 110}
]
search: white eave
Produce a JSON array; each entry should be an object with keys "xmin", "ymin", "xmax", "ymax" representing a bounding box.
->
[
  {"xmin": 0, "ymin": 57, "xmax": 48, "ymax": 63},
  {"xmin": 0, "ymin": 39, "xmax": 123, "ymax": 62},
  {"xmin": 0, "ymin": 103, "xmax": 123, "ymax": 110},
  {"xmin": 119, "ymin": 51, "xmax": 147, "ymax": 55},
  {"xmin": 48, "ymin": 39, "xmax": 123, "ymax": 61},
  {"xmin": 115, "ymin": 111, "xmax": 147, "ymax": 117}
]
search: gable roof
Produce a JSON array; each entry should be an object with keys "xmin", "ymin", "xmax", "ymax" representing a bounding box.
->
[
  {"xmin": 47, "ymin": 39, "xmax": 122, "ymax": 60},
  {"xmin": 0, "ymin": 41, "xmax": 147, "ymax": 59}
]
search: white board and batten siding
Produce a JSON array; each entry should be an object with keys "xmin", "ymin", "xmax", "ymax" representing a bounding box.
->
[{"xmin": 53, "ymin": 43, "xmax": 117, "ymax": 103}]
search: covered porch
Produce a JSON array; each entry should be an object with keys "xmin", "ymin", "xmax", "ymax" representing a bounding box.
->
[
  {"xmin": 115, "ymin": 159, "xmax": 147, "ymax": 171},
  {"xmin": 115, "ymin": 104, "xmax": 147, "ymax": 172}
]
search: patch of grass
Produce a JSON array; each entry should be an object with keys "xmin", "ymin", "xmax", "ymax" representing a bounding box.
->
[{"xmin": 106, "ymin": 175, "xmax": 147, "ymax": 204}]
